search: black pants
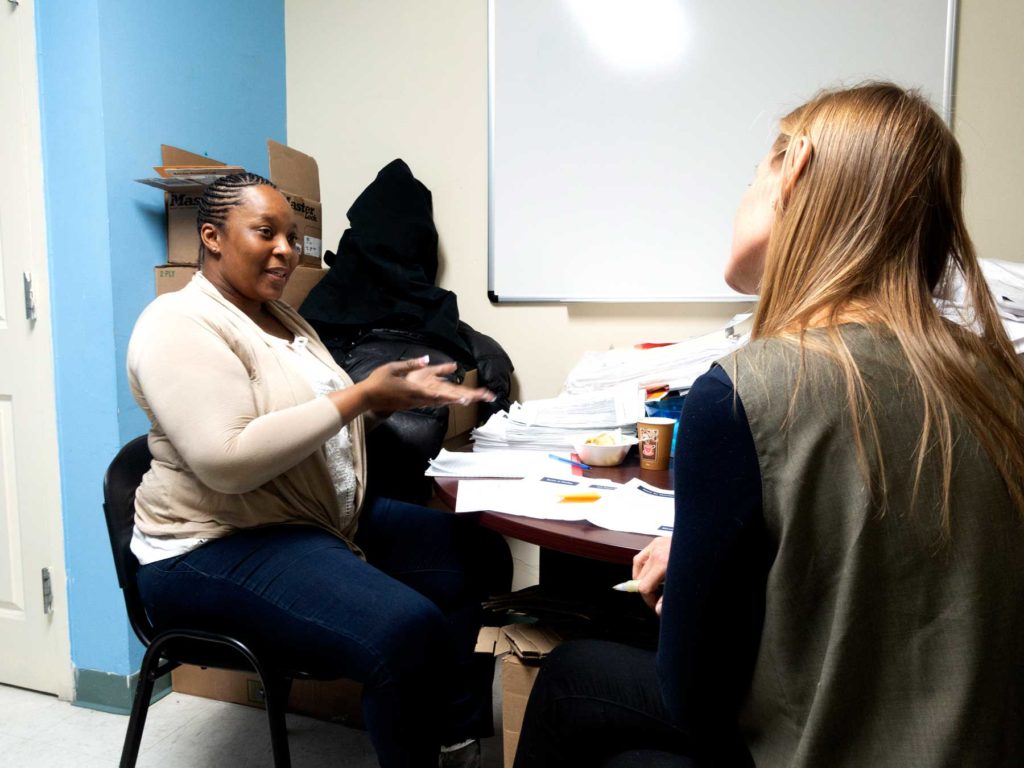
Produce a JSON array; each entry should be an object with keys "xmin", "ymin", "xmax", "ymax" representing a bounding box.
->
[{"xmin": 512, "ymin": 639, "xmax": 698, "ymax": 768}]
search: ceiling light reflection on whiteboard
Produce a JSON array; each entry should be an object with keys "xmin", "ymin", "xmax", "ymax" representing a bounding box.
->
[{"xmin": 564, "ymin": 0, "xmax": 687, "ymax": 73}]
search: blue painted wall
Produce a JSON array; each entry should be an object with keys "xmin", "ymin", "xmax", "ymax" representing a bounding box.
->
[{"xmin": 35, "ymin": 0, "xmax": 286, "ymax": 680}]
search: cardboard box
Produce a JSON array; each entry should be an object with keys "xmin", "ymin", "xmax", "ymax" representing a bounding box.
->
[
  {"xmin": 281, "ymin": 264, "xmax": 329, "ymax": 308},
  {"xmin": 154, "ymin": 265, "xmax": 197, "ymax": 295},
  {"xmin": 268, "ymin": 139, "xmax": 323, "ymax": 268},
  {"xmin": 171, "ymin": 664, "xmax": 363, "ymax": 727},
  {"xmin": 446, "ymin": 369, "xmax": 480, "ymax": 439},
  {"xmin": 154, "ymin": 264, "xmax": 328, "ymax": 310},
  {"xmin": 137, "ymin": 145, "xmax": 240, "ymax": 266},
  {"xmin": 138, "ymin": 141, "xmax": 325, "ymax": 268},
  {"xmin": 502, "ymin": 655, "xmax": 541, "ymax": 768},
  {"xmin": 477, "ymin": 624, "xmax": 563, "ymax": 768},
  {"xmin": 501, "ymin": 623, "xmax": 562, "ymax": 662},
  {"xmin": 166, "ymin": 186, "xmax": 205, "ymax": 265}
]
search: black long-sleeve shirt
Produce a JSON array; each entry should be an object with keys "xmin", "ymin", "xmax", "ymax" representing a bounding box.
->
[{"xmin": 656, "ymin": 365, "xmax": 770, "ymax": 765}]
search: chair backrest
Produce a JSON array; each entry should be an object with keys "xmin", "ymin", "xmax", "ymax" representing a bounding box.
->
[{"xmin": 102, "ymin": 435, "xmax": 157, "ymax": 646}]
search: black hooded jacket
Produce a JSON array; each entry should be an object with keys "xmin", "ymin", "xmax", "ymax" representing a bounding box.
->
[
  {"xmin": 300, "ymin": 158, "xmax": 475, "ymax": 365},
  {"xmin": 299, "ymin": 159, "xmax": 514, "ymax": 502}
]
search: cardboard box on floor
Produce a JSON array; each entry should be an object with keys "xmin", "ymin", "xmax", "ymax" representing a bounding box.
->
[
  {"xmin": 172, "ymin": 622, "xmax": 557, "ymax": 760},
  {"xmin": 501, "ymin": 658, "xmax": 540, "ymax": 767},
  {"xmin": 138, "ymin": 141, "xmax": 323, "ymax": 268},
  {"xmin": 477, "ymin": 624, "xmax": 563, "ymax": 768},
  {"xmin": 171, "ymin": 664, "xmax": 363, "ymax": 727}
]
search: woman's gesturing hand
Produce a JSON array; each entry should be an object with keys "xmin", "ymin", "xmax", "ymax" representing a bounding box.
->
[
  {"xmin": 632, "ymin": 536, "xmax": 672, "ymax": 615},
  {"xmin": 364, "ymin": 356, "xmax": 495, "ymax": 413},
  {"xmin": 331, "ymin": 356, "xmax": 495, "ymax": 421}
]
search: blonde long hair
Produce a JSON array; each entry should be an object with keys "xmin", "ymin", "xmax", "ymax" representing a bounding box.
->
[{"xmin": 753, "ymin": 82, "xmax": 1024, "ymax": 527}]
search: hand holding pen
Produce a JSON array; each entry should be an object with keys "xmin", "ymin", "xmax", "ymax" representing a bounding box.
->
[{"xmin": 624, "ymin": 536, "xmax": 672, "ymax": 615}]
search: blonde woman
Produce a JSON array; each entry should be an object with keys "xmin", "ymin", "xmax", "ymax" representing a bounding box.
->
[{"xmin": 514, "ymin": 83, "xmax": 1024, "ymax": 768}]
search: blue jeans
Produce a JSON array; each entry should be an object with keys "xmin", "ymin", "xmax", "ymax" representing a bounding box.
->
[{"xmin": 137, "ymin": 496, "xmax": 510, "ymax": 768}]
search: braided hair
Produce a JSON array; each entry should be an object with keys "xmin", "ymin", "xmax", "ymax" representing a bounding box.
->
[{"xmin": 196, "ymin": 172, "xmax": 276, "ymax": 264}]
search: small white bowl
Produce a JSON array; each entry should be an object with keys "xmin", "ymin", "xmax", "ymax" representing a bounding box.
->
[{"xmin": 572, "ymin": 435, "xmax": 639, "ymax": 467}]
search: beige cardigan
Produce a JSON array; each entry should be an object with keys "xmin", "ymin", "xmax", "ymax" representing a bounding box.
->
[{"xmin": 127, "ymin": 273, "xmax": 367, "ymax": 543}]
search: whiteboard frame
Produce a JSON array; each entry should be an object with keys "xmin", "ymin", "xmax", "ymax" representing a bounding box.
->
[{"xmin": 487, "ymin": 0, "xmax": 959, "ymax": 304}]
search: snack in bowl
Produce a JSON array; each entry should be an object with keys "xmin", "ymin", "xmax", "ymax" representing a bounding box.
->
[{"xmin": 572, "ymin": 431, "xmax": 639, "ymax": 467}]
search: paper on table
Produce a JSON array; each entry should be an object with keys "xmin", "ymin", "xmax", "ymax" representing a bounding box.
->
[
  {"xmin": 426, "ymin": 449, "xmax": 577, "ymax": 478},
  {"xmin": 936, "ymin": 258, "xmax": 1024, "ymax": 352},
  {"xmin": 586, "ymin": 478, "xmax": 676, "ymax": 536},
  {"xmin": 454, "ymin": 475, "xmax": 624, "ymax": 521},
  {"xmin": 980, "ymin": 259, "xmax": 1024, "ymax": 318}
]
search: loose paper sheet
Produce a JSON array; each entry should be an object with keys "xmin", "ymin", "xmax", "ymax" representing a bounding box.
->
[
  {"xmin": 454, "ymin": 475, "xmax": 623, "ymax": 521},
  {"xmin": 426, "ymin": 449, "xmax": 578, "ymax": 479},
  {"xmin": 585, "ymin": 478, "xmax": 676, "ymax": 536}
]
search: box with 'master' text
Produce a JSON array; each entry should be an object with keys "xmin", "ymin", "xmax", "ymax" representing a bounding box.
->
[
  {"xmin": 136, "ymin": 145, "xmax": 242, "ymax": 266},
  {"xmin": 137, "ymin": 140, "xmax": 325, "ymax": 268},
  {"xmin": 268, "ymin": 139, "xmax": 323, "ymax": 268}
]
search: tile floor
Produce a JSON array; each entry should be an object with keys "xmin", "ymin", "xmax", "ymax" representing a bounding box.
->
[{"xmin": 0, "ymin": 668, "xmax": 505, "ymax": 768}]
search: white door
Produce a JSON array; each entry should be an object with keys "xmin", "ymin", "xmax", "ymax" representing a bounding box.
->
[{"xmin": 0, "ymin": 0, "xmax": 73, "ymax": 698}]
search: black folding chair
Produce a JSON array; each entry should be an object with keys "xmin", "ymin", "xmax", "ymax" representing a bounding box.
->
[{"xmin": 103, "ymin": 435, "xmax": 324, "ymax": 768}]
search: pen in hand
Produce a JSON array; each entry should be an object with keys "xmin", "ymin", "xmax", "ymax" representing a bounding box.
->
[{"xmin": 612, "ymin": 579, "xmax": 640, "ymax": 592}]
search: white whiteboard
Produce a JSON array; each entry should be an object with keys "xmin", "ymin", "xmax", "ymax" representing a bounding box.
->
[{"xmin": 488, "ymin": 0, "xmax": 957, "ymax": 302}]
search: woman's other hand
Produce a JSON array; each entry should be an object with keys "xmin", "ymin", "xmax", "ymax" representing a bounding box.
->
[
  {"xmin": 632, "ymin": 536, "xmax": 672, "ymax": 615},
  {"xmin": 331, "ymin": 356, "xmax": 495, "ymax": 422}
]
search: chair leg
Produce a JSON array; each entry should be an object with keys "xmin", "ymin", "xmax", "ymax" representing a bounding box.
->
[
  {"xmin": 262, "ymin": 674, "xmax": 293, "ymax": 768},
  {"xmin": 119, "ymin": 645, "xmax": 164, "ymax": 768}
]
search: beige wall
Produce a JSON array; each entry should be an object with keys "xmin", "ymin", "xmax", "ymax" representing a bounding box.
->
[
  {"xmin": 954, "ymin": 0, "xmax": 1024, "ymax": 264},
  {"xmin": 286, "ymin": 0, "xmax": 1022, "ymax": 400}
]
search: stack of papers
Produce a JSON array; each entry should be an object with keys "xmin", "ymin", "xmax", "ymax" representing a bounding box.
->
[
  {"xmin": 453, "ymin": 475, "xmax": 675, "ymax": 536},
  {"xmin": 937, "ymin": 259, "xmax": 1024, "ymax": 352},
  {"xmin": 510, "ymin": 383, "xmax": 644, "ymax": 428},
  {"xmin": 471, "ymin": 385, "xmax": 644, "ymax": 452},
  {"xmin": 561, "ymin": 314, "xmax": 751, "ymax": 395},
  {"xmin": 469, "ymin": 315, "xmax": 752, "ymax": 452},
  {"xmin": 981, "ymin": 259, "xmax": 1024, "ymax": 319}
]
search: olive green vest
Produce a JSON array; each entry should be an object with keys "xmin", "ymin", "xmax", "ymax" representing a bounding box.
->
[{"xmin": 721, "ymin": 325, "xmax": 1024, "ymax": 767}]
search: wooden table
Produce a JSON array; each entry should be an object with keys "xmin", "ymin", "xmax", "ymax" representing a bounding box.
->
[{"xmin": 433, "ymin": 456, "xmax": 673, "ymax": 565}]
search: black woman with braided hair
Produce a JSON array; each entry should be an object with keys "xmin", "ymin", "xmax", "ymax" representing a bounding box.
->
[{"xmin": 127, "ymin": 172, "xmax": 511, "ymax": 768}]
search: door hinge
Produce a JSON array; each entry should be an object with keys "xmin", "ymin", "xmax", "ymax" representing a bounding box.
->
[
  {"xmin": 23, "ymin": 272, "xmax": 36, "ymax": 322},
  {"xmin": 41, "ymin": 567, "xmax": 53, "ymax": 614}
]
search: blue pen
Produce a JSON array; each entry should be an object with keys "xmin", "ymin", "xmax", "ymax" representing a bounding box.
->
[{"xmin": 548, "ymin": 453, "xmax": 592, "ymax": 470}]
